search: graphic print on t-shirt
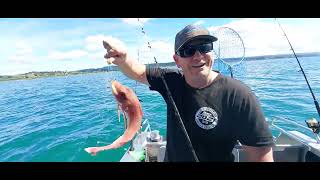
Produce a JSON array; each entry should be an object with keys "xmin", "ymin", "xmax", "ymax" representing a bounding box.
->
[{"xmin": 195, "ymin": 107, "xmax": 219, "ymax": 130}]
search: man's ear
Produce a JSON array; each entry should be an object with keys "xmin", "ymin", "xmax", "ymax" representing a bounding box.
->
[{"xmin": 173, "ymin": 54, "xmax": 181, "ymax": 68}]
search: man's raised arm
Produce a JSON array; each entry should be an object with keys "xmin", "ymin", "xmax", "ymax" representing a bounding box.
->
[{"xmin": 103, "ymin": 40, "xmax": 150, "ymax": 86}]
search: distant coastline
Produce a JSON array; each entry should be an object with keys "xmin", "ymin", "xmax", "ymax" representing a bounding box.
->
[
  {"xmin": 1, "ymin": 52, "xmax": 319, "ymax": 82},
  {"xmin": 244, "ymin": 52, "xmax": 320, "ymax": 61}
]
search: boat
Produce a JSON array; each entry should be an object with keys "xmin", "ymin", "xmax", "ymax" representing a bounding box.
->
[
  {"xmin": 119, "ymin": 20, "xmax": 320, "ymax": 162},
  {"xmin": 120, "ymin": 117, "xmax": 320, "ymax": 162}
]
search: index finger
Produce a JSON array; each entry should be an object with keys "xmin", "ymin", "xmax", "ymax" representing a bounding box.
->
[{"xmin": 103, "ymin": 40, "xmax": 112, "ymax": 50}]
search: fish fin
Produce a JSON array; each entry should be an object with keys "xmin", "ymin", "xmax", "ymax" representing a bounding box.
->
[
  {"xmin": 123, "ymin": 111, "xmax": 128, "ymax": 129},
  {"xmin": 117, "ymin": 104, "xmax": 121, "ymax": 123}
]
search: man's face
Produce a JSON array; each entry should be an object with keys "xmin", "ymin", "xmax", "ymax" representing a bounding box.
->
[{"xmin": 173, "ymin": 39, "xmax": 214, "ymax": 79}]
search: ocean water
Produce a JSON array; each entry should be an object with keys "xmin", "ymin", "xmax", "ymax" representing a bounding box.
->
[{"xmin": 0, "ymin": 56, "xmax": 319, "ymax": 162}]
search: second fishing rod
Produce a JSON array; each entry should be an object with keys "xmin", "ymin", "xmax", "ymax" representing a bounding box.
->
[{"xmin": 275, "ymin": 18, "xmax": 320, "ymax": 118}]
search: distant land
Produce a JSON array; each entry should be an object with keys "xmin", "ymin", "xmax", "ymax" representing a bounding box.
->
[
  {"xmin": 1, "ymin": 52, "xmax": 320, "ymax": 82},
  {"xmin": 244, "ymin": 52, "xmax": 320, "ymax": 61}
]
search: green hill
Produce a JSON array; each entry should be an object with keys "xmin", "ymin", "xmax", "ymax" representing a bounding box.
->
[{"xmin": 1, "ymin": 52, "xmax": 319, "ymax": 82}]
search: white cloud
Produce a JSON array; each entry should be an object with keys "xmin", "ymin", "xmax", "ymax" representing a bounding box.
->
[
  {"xmin": 147, "ymin": 41, "xmax": 172, "ymax": 52},
  {"xmin": 8, "ymin": 41, "xmax": 37, "ymax": 64},
  {"xmin": 121, "ymin": 18, "xmax": 152, "ymax": 26},
  {"xmin": 194, "ymin": 20, "xmax": 205, "ymax": 26},
  {"xmin": 208, "ymin": 18, "xmax": 320, "ymax": 56},
  {"xmin": 0, "ymin": 65, "xmax": 34, "ymax": 75},
  {"xmin": 85, "ymin": 35, "xmax": 133, "ymax": 63},
  {"xmin": 85, "ymin": 34, "xmax": 107, "ymax": 51},
  {"xmin": 48, "ymin": 50, "xmax": 88, "ymax": 61},
  {"xmin": 103, "ymin": 36, "xmax": 127, "ymax": 51},
  {"xmin": 3, "ymin": 18, "xmax": 320, "ymax": 75},
  {"xmin": 16, "ymin": 41, "xmax": 33, "ymax": 55},
  {"xmin": 87, "ymin": 51, "xmax": 105, "ymax": 61},
  {"xmin": 136, "ymin": 40, "xmax": 174, "ymax": 64},
  {"xmin": 84, "ymin": 35, "xmax": 127, "ymax": 53},
  {"xmin": 8, "ymin": 55, "xmax": 37, "ymax": 64},
  {"xmin": 0, "ymin": 19, "xmax": 139, "ymax": 75}
]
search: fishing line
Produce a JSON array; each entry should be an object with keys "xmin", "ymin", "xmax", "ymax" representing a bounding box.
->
[
  {"xmin": 275, "ymin": 18, "xmax": 320, "ymax": 118},
  {"xmin": 137, "ymin": 18, "xmax": 199, "ymax": 162}
]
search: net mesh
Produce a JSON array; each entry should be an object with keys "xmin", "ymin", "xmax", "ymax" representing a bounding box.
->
[{"xmin": 211, "ymin": 27, "xmax": 246, "ymax": 78}]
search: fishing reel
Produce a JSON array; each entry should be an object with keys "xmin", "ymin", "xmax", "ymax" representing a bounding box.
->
[{"xmin": 305, "ymin": 118, "xmax": 320, "ymax": 134}]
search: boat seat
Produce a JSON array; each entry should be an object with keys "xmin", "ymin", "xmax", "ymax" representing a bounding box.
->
[{"xmin": 272, "ymin": 145, "xmax": 308, "ymax": 162}]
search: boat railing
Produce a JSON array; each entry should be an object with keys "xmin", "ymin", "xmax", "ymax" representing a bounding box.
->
[
  {"xmin": 268, "ymin": 116, "xmax": 320, "ymax": 144},
  {"xmin": 269, "ymin": 116, "xmax": 312, "ymax": 132},
  {"xmin": 141, "ymin": 118, "xmax": 151, "ymax": 133}
]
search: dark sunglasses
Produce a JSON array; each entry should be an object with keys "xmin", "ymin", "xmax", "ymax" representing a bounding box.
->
[{"xmin": 176, "ymin": 42, "xmax": 213, "ymax": 58}]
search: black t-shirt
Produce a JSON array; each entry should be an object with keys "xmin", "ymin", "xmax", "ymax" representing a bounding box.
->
[{"xmin": 146, "ymin": 67, "xmax": 274, "ymax": 162}]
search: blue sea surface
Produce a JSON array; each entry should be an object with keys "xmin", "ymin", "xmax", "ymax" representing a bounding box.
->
[{"xmin": 0, "ymin": 56, "xmax": 319, "ymax": 162}]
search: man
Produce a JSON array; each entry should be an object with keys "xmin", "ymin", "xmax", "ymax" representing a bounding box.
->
[{"xmin": 104, "ymin": 24, "xmax": 274, "ymax": 162}]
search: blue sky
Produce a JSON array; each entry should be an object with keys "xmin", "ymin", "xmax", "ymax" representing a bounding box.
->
[{"xmin": 1, "ymin": 18, "xmax": 320, "ymax": 75}]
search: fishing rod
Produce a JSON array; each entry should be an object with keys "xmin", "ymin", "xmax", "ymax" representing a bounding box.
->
[
  {"xmin": 275, "ymin": 18, "xmax": 320, "ymax": 118},
  {"xmin": 137, "ymin": 19, "xmax": 199, "ymax": 162}
]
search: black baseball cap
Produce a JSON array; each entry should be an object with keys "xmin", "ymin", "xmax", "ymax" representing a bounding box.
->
[{"xmin": 175, "ymin": 24, "xmax": 218, "ymax": 52}]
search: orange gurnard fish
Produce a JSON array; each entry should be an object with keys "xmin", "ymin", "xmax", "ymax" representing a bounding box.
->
[{"xmin": 85, "ymin": 80, "xmax": 142, "ymax": 155}]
